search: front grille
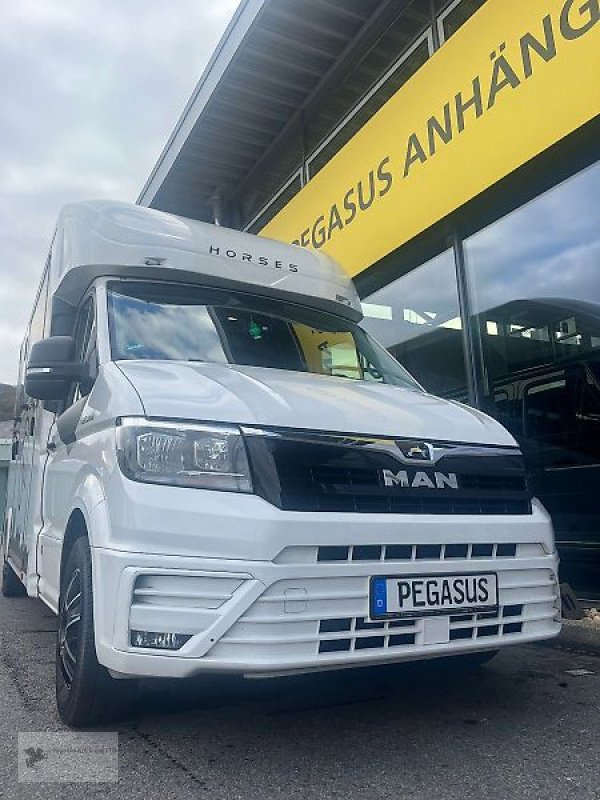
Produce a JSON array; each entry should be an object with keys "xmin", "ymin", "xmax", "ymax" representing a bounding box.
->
[
  {"xmin": 244, "ymin": 430, "xmax": 531, "ymax": 515},
  {"xmin": 274, "ymin": 543, "xmax": 545, "ymax": 565},
  {"xmin": 318, "ymin": 617, "xmax": 417, "ymax": 654},
  {"xmin": 209, "ymin": 571, "xmax": 559, "ymax": 665},
  {"xmin": 316, "ymin": 543, "xmax": 518, "ymax": 562},
  {"xmin": 317, "ymin": 608, "xmax": 524, "ymax": 653},
  {"xmin": 448, "ymin": 606, "xmax": 524, "ymax": 641}
]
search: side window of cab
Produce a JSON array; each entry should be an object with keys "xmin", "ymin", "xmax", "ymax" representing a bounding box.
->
[{"xmin": 68, "ymin": 296, "xmax": 98, "ymax": 407}]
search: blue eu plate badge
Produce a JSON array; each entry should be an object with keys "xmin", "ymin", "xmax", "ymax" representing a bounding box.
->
[{"xmin": 372, "ymin": 577, "xmax": 387, "ymax": 616}]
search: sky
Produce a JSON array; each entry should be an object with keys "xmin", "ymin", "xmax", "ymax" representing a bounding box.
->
[{"xmin": 0, "ymin": 0, "xmax": 240, "ymax": 383}]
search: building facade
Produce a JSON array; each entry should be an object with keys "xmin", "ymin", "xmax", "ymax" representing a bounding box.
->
[{"xmin": 140, "ymin": 0, "xmax": 600, "ymax": 594}]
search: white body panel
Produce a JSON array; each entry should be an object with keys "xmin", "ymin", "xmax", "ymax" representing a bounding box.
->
[
  {"xmin": 3, "ymin": 201, "xmax": 560, "ymax": 684},
  {"xmin": 51, "ymin": 200, "xmax": 362, "ymax": 320},
  {"xmin": 116, "ymin": 361, "xmax": 515, "ymax": 445}
]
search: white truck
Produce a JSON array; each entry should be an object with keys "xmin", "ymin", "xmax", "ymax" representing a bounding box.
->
[{"xmin": 2, "ymin": 200, "xmax": 560, "ymax": 726}]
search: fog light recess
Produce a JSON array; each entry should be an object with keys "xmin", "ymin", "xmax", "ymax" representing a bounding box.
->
[{"xmin": 130, "ymin": 630, "xmax": 192, "ymax": 650}]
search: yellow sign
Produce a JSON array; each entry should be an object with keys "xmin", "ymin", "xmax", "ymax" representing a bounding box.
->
[{"xmin": 260, "ymin": 0, "xmax": 600, "ymax": 277}]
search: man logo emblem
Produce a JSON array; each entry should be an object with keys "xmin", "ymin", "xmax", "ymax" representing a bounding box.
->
[
  {"xmin": 407, "ymin": 446, "xmax": 426, "ymax": 458},
  {"xmin": 396, "ymin": 441, "xmax": 433, "ymax": 463}
]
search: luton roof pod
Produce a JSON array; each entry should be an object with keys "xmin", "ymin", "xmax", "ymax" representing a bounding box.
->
[{"xmin": 48, "ymin": 200, "xmax": 362, "ymax": 335}]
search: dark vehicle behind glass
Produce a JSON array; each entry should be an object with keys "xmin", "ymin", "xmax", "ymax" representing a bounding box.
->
[{"xmin": 477, "ymin": 298, "xmax": 600, "ymax": 597}]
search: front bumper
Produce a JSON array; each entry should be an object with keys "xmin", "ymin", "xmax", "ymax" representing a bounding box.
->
[{"xmin": 92, "ymin": 513, "xmax": 561, "ymax": 679}]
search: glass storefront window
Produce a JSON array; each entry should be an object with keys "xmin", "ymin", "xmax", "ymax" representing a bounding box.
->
[
  {"xmin": 465, "ymin": 161, "xmax": 600, "ymax": 591},
  {"xmin": 361, "ymin": 249, "xmax": 468, "ymax": 400},
  {"xmin": 466, "ymin": 162, "xmax": 600, "ymax": 395},
  {"xmin": 438, "ymin": 0, "xmax": 487, "ymax": 43}
]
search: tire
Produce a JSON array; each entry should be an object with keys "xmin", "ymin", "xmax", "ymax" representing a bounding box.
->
[
  {"xmin": 56, "ymin": 536, "xmax": 138, "ymax": 727},
  {"xmin": 1, "ymin": 560, "xmax": 27, "ymax": 597}
]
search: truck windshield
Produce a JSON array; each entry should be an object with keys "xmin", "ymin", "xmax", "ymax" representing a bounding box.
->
[{"xmin": 107, "ymin": 282, "xmax": 421, "ymax": 389}]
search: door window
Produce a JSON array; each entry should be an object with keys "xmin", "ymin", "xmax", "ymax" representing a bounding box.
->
[
  {"xmin": 524, "ymin": 378, "xmax": 574, "ymax": 443},
  {"xmin": 68, "ymin": 296, "xmax": 97, "ymax": 406},
  {"xmin": 575, "ymin": 368, "xmax": 600, "ymax": 460}
]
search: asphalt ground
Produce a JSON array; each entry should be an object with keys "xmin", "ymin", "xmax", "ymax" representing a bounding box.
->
[{"xmin": 0, "ymin": 593, "xmax": 598, "ymax": 800}]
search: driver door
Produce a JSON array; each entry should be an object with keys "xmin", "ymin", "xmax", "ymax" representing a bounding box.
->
[{"xmin": 37, "ymin": 295, "xmax": 98, "ymax": 609}]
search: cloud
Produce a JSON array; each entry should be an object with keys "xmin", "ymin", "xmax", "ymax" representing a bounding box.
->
[
  {"xmin": 0, "ymin": 0, "xmax": 239, "ymax": 382},
  {"xmin": 464, "ymin": 164, "xmax": 600, "ymax": 314},
  {"xmin": 363, "ymin": 163, "xmax": 600, "ymax": 351}
]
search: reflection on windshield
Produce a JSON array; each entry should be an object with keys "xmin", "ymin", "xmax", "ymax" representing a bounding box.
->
[
  {"xmin": 107, "ymin": 283, "xmax": 420, "ymax": 390},
  {"xmin": 109, "ymin": 295, "xmax": 227, "ymax": 362}
]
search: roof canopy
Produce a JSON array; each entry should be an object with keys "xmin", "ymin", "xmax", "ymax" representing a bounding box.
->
[{"xmin": 138, "ymin": 0, "xmax": 421, "ymax": 223}]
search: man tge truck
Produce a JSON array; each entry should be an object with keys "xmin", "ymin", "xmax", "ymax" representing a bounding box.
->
[{"xmin": 2, "ymin": 200, "xmax": 560, "ymax": 726}]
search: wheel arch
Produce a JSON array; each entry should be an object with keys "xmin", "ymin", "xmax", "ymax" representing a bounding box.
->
[
  {"xmin": 59, "ymin": 509, "xmax": 89, "ymax": 590},
  {"xmin": 58, "ymin": 485, "xmax": 115, "ymax": 661},
  {"xmin": 58, "ymin": 476, "xmax": 107, "ymax": 580}
]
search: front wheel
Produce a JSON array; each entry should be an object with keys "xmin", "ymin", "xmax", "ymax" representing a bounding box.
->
[{"xmin": 56, "ymin": 536, "xmax": 137, "ymax": 727}]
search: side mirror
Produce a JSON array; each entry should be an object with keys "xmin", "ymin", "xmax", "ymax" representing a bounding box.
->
[{"xmin": 25, "ymin": 336, "xmax": 83, "ymax": 402}]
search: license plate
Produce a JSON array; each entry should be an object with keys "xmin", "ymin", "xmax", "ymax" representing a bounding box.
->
[{"xmin": 370, "ymin": 573, "xmax": 498, "ymax": 619}]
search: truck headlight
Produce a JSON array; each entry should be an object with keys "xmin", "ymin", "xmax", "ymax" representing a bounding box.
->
[{"xmin": 116, "ymin": 418, "xmax": 253, "ymax": 493}]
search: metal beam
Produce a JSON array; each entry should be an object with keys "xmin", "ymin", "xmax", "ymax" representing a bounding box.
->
[
  {"xmin": 267, "ymin": 7, "xmax": 354, "ymax": 44},
  {"xmin": 177, "ymin": 142, "xmax": 256, "ymax": 170},
  {"xmin": 204, "ymin": 109, "xmax": 283, "ymax": 138},
  {"xmin": 233, "ymin": 60, "xmax": 314, "ymax": 95},
  {"xmin": 317, "ymin": 0, "xmax": 370, "ymax": 25},
  {"xmin": 198, "ymin": 119, "xmax": 273, "ymax": 150},
  {"xmin": 223, "ymin": 82, "xmax": 303, "ymax": 112},
  {"xmin": 242, "ymin": 43, "xmax": 328, "ymax": 78},
  {"xmin": 211, "ymin": 94, "xmax": 291, "ymax": 125},
  {"xmin": 254, "ymin": 26, "xmax": 341, "ymax": 61}
]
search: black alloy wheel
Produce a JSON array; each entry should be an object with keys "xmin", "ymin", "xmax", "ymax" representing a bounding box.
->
[
  {"xmin": 57, "ymin": 568, "xmax": 82, "ymax": 687},
  {"xmin": 55, "ymin": 536, "xmax": 137, "ymax": 727}
]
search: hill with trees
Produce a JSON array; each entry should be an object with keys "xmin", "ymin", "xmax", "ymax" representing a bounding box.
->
[{"xmin": 0, "ymin": 384, "xmax": 16, "ymax": 422}]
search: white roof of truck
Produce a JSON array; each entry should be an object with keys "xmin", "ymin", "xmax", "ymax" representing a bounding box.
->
[{"xmin": 50, "ymin": 200, "xmax": 361, "ymax": 322}]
